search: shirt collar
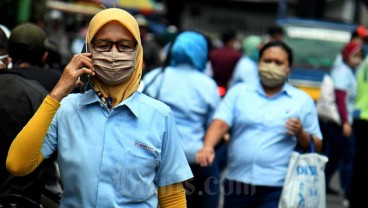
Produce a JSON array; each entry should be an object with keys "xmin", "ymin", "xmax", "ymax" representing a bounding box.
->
[
  {"xmin": 79, "ymin": 89, "xmax": 139, "ymax": 118},
  {"xmin": 118, "ymin": 92, "xmax": 139, "ymax": 118},
  {"xmin": 254, "ymin": 81, "xmax": 294, "ymax": 98},
  {"xmin": 79, "ymin": 90, "xmax": 100, "ymax": 105}
]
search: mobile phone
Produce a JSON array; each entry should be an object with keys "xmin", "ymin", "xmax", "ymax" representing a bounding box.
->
[{"xmin": 79, "ymin": 42, "xmax": 90, "ymax": 93}]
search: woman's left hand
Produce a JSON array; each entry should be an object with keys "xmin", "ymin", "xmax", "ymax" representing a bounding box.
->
[
  {"xmin": 342, "ymin": 122, "xmax": 352, "ymax": 138},
  {"xmin": 285, "ymin": 117, "xmax": 303, "ymax": 136}
]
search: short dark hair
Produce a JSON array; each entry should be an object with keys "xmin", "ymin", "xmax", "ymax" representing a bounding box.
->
[
  {"xmin": 221, "ymin": 30, "xmax": 237, "ymax": 44},
  {"xmin": 267, "ymin": 25, "xmax": 284, "ymax": 38},
  {"xmin": 259, "ymin": 41, "xmax": 293, "ymax": 67},
  {"xmin": 9, "ymin": 42, "xmax": 47, "ymax": 66}
]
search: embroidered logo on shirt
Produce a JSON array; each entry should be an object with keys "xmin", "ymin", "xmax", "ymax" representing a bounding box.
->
[{"xmin": 134, "ymin": 141, "xmax": 155, "ymax": 152}]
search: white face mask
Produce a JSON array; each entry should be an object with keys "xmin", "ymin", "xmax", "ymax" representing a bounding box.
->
[
  {"xmin": 258, "ymin": 63, "xmax": 289, "ymax": 88},
  {"xmin": 0, "ymin": 54, "xmax": 8, "ymax": 59},
  {"xmin": 0, "ymin": 54, "xmax": 9, "ymax": 69},
  {"xmin": 93, "ymin": 50, "xmax": 137, "ymax": 85}
]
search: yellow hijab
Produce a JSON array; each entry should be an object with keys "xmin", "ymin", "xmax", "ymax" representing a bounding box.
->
[{"xmin": 86, "ymin": 8, "xmax": 143, "ymax": 107}]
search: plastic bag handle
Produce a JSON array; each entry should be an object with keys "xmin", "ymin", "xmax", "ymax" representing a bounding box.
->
[{"xmin": 309, "ymin": 134, "xmax": 315, "ymax": 153}]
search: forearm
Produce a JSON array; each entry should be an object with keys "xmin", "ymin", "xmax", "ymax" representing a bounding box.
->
[
  {"xmin": 203, "ymin": 119, "xmax": 229, "ymax": 148},
  {"xmin": 158, "ymin": 183, "xmax": 186, "ymax": 208},
  {"xmin": 335, "ymin": 89, "xmax": 349, "ymax": 124},
  {"xmin": 6, "ymin": 95, "xmax": 60, "ymax": 176},
  {"xmin": 296, "ymin": 129, "xmax": 322, "ymax": 153}
]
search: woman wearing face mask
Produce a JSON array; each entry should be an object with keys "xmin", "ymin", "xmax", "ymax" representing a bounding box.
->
[
  {"xmin": 6, "ymin": 8, "xmax": 192, "ymax": 207},
  {"xmin": 142, "ymin": 31, "xmax": 224, "ymax": 208},
  {"xmin": 196, "ymin": 41, "xmax": 323, "ymax": 208},
  {"xmin": 323, "ymin": 42, "xmax": 364, "ymax": 204}
]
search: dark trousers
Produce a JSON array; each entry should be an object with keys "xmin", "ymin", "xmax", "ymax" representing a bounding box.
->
[
  {"xmin": 223, "ymin": 179, "xmax": 282, "ymax": 208},
  {"xmin": 350, "ymin": 119, "xmax": 368, "ymax": 207},
  {"xmin": 185, "ymin": 141, "xmax": 227, "ymax": 208},
  {"xmin": 322, "ymin": 121, "xmax": 355, "ymax": 199}
]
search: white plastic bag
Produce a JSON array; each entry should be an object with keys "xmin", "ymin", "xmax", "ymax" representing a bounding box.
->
[
  {"xmin": 279, "ymin": 138, "xmax": 328, "ymax": 208},
  {"xmin": 316, "ymin": 74, "xmax": 341, "ymax": 124}
]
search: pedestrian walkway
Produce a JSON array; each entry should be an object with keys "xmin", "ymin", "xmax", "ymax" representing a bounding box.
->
[{"xmin": 327, "ymin": 171, "xmax": 349, "ymax": 208}]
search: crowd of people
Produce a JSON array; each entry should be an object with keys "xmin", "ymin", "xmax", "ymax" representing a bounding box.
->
[
  {"xmin": 0, "ymin": 6, "xmax": 367, "ymax": 208},
  {"xmin": 321, "ymin": 25, "xmax": 368, "ymax": 208}
]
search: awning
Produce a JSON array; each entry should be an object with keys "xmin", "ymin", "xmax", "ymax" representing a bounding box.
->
[
  {"xmin": 76, "ymin": 0, "xmax": 159, "ymax": 15},
  {"xmin": 46, "ymin": 1, "xmax": 102, "ymax": 15},
  {"xmin": 46, "ymin": 0, "xmax": 160, "ymax": 15},
  {"xmin": 116, "ymin": 0, "xmax": 157, "ymax": 14}
]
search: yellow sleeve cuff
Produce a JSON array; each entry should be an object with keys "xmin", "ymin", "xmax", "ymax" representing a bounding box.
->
[
  {"xmin": 6, "ymin": 95, "xmax": 60, "ymax": 176},
  {"xmin": 158, "ymin": 183, "xmax": 187, "ymax": 208}
]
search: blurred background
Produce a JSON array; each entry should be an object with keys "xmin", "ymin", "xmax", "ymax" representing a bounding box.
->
[
  {"xmin": 1, "ymin": 1, "xmax": 367, "ymax": 207},
  {"xmin": 1, "ymin": 0, "xmax": 367, "ymax": 66}
]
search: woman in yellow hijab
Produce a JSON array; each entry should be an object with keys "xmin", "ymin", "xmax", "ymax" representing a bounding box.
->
[{"xmin": 7, "ymin": 8, "xmax": 192, "ymax": 207}]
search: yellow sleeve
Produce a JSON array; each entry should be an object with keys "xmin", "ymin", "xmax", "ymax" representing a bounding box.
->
[
  {"xmin": 158, "ymin": 182, "xmax": 187, "ymax": 208},
  {"xmin": 6, "ymin": 95, "xmax": 60, "ymax": 176}
]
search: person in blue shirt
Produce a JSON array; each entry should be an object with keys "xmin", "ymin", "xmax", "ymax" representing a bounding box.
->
[
  {"xmin": 7, "ymin": 8, "xmax": 192, "ymax": 208},
  {"xmin": 196, "ymin": 41, "xmax": 323, "ymax": 208},
  {"xmin": 324, "ymin": 42, "xmax": 363, "ymax": 203},
  {"xmin": 142, "ymin": 31, "xmax": 225, "ymax": 208},
  {"xmin": 229, "ymin": 35, "xmax": 261, "ymax": 87}
]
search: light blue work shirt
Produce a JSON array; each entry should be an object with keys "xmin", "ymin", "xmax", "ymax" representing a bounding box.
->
[
  {"xmin": 41, "ymin": 90, "xmax": 193, "ymax": 207},
  {"xmin": 229, "ymin": 55, "xmax": 259, "ymax": 87},
  {"xmin": 142, "ymin": 64, "xmax": 220, "ymax": 163},
  {"xmin": 214, "ymin": 82, "xmax": 322, "ymax": 187},
  {"xmin": 331, "ymin": 62, "xmax": 357, "ymax": 123}
]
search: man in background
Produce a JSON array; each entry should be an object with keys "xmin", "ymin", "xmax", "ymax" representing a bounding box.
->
[
  {"xmin": 0, "ymin": 23, "xmax": 58, "ymax": 207},
  {"xmin": 9, "ymin": 22, "xmax": 61, "ymax": 92},
  {"xmin": 209, "ymin": 30, "xmax": 242, "ymax": 96}
]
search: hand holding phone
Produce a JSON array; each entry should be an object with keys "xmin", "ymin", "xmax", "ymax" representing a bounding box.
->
[{"xmin": 49, "ymin": 42, "xmax": 94, "ymax": 102}]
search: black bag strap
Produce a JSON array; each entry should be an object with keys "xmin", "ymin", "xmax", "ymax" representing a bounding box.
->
[
  {"xmin": 0, "ymin": 194, "xmax": 41, "ymax": 208},
  {"xmin": 141, "ymin": 42, "xmax": 174, "ymax": 99}
]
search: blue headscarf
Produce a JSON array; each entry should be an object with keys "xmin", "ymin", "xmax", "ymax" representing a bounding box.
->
[{"xmin": 170, "ymin": 31, "xmax": 208, "ymax": 72}]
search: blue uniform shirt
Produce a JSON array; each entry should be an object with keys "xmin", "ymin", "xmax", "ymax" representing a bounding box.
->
[
  {"xmin": 229, "ymin": 56, "xmax": 259, "ymax": 87},
  {"xmin": 214, "ymin": 82, "xmax": 322, "ymax": 187},
  {"xmin": 143, "ymin": 64, "xmax": 220, "ymax": 163},
  {"xmin": 41, "ymin": 90, "xmax": 193, "ymax": 207}
]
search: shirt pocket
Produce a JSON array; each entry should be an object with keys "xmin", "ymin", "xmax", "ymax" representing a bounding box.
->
[{"xmin": 116, "ymin": 150, "xmax": 159, "ymax": 202}]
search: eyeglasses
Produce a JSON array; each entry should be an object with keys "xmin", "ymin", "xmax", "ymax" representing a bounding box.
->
[{"xmin": 91, "ymin": 39, "xmax": 137, "ymax": 52}]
